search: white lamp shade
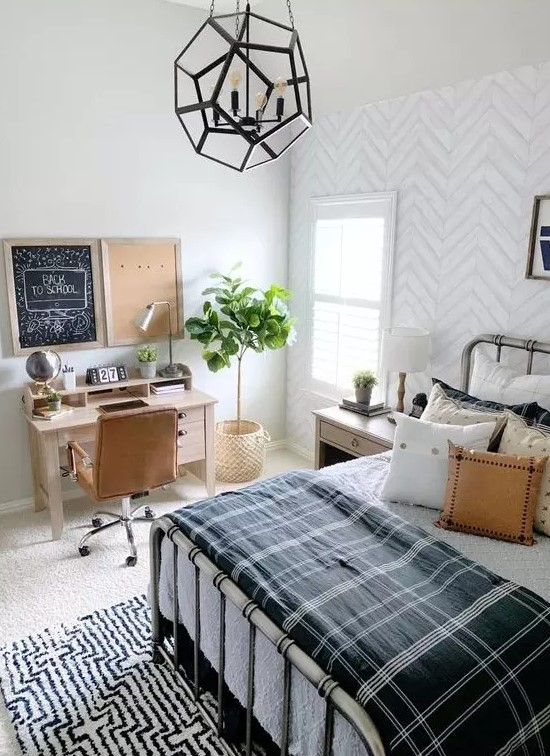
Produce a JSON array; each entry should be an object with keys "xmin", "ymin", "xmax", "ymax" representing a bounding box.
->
[{"xmin": 382, "ymin": 327, "xmax": 430, "ymax": 373}]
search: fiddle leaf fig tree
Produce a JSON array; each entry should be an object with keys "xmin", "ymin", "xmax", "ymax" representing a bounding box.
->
[{"xmin": 185, "ymin": 267, "xmax": 296, "ymax": 426}]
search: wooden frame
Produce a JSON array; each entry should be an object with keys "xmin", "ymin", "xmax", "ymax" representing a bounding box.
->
[
  {"xmin": 101, "ymin": 238, "xmax": 183, "ymax": 347},
  {"xmin": 526, "ymin": 194, "xmax": 550, "ymax": 280},
  {"xmin": 3, "ymin": 238, "xmax": 105, "ymax": 356}
]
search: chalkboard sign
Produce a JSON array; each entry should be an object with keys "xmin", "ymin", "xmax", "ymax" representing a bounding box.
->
[{"xmin": 3, "ymin": 239, "xmax": 105, "ymax": 355}]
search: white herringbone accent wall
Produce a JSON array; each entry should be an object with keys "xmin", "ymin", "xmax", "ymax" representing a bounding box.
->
[{"xmin": 288, "ymin": 61, "xmax": 550, "ymax": 453}]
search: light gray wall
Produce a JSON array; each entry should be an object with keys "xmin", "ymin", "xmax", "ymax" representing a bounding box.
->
[
  {"xmin": 0, "ymin": 0, "xmax": 289, "ymax": 505},
  {"xmin": 287, "ymin": 60, "xmax": 550, "ymax": 453}
]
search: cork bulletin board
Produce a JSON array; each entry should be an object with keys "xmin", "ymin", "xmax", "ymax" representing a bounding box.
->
[{"xmin": 101, "ymin": 238, "xmax": 183, "ymax": 347}]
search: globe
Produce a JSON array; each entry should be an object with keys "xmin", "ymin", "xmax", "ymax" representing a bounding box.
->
[{"xmin": 25, "ymin": 350, "xmax": 62, "ymax": 393}]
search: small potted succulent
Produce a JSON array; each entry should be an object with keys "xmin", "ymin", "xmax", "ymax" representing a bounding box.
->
[
  {"xmin": 352, "ymin": 369, "xmax": 378, "ymax": 407},
  {"xmin": 137, "ymin": 344, "xmax": 158, "ymax": 379},
  {"xmin": 47, "ymin": 390, "xmax": 62, "ymax": 413}
]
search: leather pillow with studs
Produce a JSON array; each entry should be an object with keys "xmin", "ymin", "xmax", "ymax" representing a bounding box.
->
[
  {"xmin": 497, "ymin": 411, "xmax": 550, "ymax": 537},
  {"xmin": 436, "ymin": 442, "xmax": 547, "ymax": 546},
  {"xmin": 380, "ymin": 413, "xmax": 498, "ymax": 510}
]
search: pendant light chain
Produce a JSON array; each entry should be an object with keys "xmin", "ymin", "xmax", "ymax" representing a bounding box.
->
[
  {"xmin": 235, "ymin": 0, "xmax": 241, "ymax": 38},
  {"xmin": 209, "ymin": 0, "xmax": 215, "ymax": 16},
  {"xmin": 286, "ymin": 0, "xmax": 295, "ymax": 29}
]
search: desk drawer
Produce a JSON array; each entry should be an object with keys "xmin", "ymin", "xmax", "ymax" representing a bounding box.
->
[
  {"xmin": 177, "ymin": 420, "xmax": 205, "ymax": 464},
  {"xmin": 177, "ymin": 406, "xmax": 204, "ymax": 426},
  {"xmin": 319, "ymin": 421, "xmax": 388, "ymax": 457},
  {"xmin": 57, "ymin": 425, "xmax": 96, "ymax": 448}
]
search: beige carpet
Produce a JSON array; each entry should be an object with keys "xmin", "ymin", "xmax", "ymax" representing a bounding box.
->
[{"xmin": 0, "ymin": 449, "xmax": 309, "ymax": 756}]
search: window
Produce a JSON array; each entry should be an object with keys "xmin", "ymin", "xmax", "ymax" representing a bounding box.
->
[{"xmin": 308, "ymin": 193, "xmax": 396, "ymax": 402}]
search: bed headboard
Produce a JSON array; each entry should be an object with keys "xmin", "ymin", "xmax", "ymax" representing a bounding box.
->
[{"xmin": 461, "ymin": 334, "xmax": 550, "ymax": 392}]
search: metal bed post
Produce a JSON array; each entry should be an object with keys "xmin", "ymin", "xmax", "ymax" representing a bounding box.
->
[
  {"xmin": 280, "ymin": 657, "xmax": 291, "ymax": 756},
  {"xmin": 173, "ymin": 544, "xmax": 180, "ymax": 670},
  {"xmin": 215, "ymin": 579, "xmax": 227, "ymax": 738}
]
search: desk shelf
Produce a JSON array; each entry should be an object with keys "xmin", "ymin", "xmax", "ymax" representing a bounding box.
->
[{"xmin": 23, "ymin": 369, "xmax": 192, "ymax": 417}]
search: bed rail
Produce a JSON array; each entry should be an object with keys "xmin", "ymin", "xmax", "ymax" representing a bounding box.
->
[
  {"xmin": 461, "ymin": 333, "xmax": 550, "ymax": 393},
  {"xmin": 150, "ymin": 517, "xmax": 386, "ymax": 756}
]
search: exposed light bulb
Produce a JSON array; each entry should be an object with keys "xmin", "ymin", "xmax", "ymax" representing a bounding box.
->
[
  {"xmin": 230, "ymin": 70, "xmax": 242, "ymax": 90},
  {"xmin": 255, "ymin": 92, "xmax": 267, "ymax": 111},
  {"xmin": 274, "ymin": 76, "xmax": 288, "ymax": 96}
]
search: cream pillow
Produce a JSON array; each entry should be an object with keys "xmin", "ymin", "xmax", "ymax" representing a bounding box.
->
[
  {"xmin": 498, "ymin": 411, "xmax": 550, "ymax": 536},
  {"xmin": 422, "ymin": 383, "xmax": 506, "ymax": 427},
  {"xmin": 380, "ymin": 414, "xmax": 498, "ymax": 510},
  {"xmin": 471, "ymin": 349, "xmax": 550, "ymax": 408}
]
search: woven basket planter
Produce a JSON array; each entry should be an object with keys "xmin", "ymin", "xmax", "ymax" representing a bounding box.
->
[{"xmin": 215, "ymin": 419, "xmax": 270, "ymax": 483}]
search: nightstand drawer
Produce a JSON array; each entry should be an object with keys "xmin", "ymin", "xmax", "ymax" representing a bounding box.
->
[
  {"xmin": 319, "ymin": 421, "xmax": 388, "ymax": 457},
  {"xmin": 177, "ymin": 420, "xmax": 205, "ymax": 464}
]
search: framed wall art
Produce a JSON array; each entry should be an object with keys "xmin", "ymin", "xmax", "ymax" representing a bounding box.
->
[
  {"xmin": 3, "ymin": 238, "xmax": 105, "ymax": 356},
  {"xmin": 526, "ymin": 195, "xmax": 550, "ymax": 280}
]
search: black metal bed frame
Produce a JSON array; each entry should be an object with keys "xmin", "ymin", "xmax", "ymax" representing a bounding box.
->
[
  {"xmin": 150, "ymin": 333, "xmax": 550, "ymax": 756},
  {"xmin": 150, "ymin": 520, "xmax": 385, "ymax": 756}
]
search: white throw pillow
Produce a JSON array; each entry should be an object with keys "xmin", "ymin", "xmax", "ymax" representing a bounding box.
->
[
  {"xmin": 470, "ymin": 349, "xmax": 550, "ymax": 409},
  {"xmin": 380, "ymin": 414, "xmax": 498, "ymax": 510},
  {"xmin": 422, "ymin": 383, "xmax": 505, "ymax": 427},
  {"xmin": 498, "ymin": 411, "xmax": 550, "ymax": 537}
]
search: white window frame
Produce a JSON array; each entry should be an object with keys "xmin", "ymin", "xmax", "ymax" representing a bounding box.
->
[{"xmin": 305, "ymin": 191, "xmax": 397, "ymax": 402}]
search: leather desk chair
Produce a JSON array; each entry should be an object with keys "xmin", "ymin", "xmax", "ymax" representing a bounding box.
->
[{"xmin": 67, "ymin": 406, "xmax": 178, "ymax": 566}]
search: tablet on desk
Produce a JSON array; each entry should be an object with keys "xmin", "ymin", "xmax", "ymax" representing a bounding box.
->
[{"xmin": 98, "ymin": 399, "xmax": 148, "ymax": 414}]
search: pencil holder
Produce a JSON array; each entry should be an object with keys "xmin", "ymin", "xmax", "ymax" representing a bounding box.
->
[{"xmin": 63, "ymin": 371, "xmax": 76, "ymax": 390}]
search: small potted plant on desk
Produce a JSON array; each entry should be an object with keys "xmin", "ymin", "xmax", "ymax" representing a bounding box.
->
[
  {"xmin": 47, "ymin": 390, "xmax": 62, "ymax": 413},
  {"xmin": 137, "ymin": 344, "xmax": 158, "ymax": 379},
  {"xmin": 352, "ymin": 369, "xmax": 378, "ymax": 408}
]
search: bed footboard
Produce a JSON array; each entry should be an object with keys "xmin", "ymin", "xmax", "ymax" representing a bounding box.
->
[{"xmin": 150, "ymin": 517, "xmax": 385, "ymax": 756}]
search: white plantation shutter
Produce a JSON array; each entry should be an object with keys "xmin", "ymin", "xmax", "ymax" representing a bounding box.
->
[{"xmin": 309, "ymin": 194, "xmax": 396, "ymax": 401}]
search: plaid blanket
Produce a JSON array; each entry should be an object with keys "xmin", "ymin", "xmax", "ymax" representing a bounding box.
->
[{"xmin": 167, "ymin": 470, "xmax": 550, "ymax": 755}]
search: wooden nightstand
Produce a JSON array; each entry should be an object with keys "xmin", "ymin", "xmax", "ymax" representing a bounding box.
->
[{"xmin": 313, "ymin": 406, "xmax": 395, "ymax": 470}]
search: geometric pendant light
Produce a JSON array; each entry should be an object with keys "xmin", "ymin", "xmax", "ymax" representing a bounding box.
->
[{"xmin": 174, "ymin": 1, "xmax": 313, "ymax": 172}]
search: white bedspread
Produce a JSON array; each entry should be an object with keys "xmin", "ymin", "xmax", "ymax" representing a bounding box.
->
[
  {"xmin": 158, "ymin": 454, "xmax": 550, "ymax": 755},
  {"xmin": 321, "ymin": 453, "xmax": 550, "ymax": 603}
]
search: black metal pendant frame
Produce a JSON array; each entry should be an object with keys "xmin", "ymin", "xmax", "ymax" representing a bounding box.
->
[{"xmin": 174, "ymin": 6, "xmax": 312, "ymax": 172}]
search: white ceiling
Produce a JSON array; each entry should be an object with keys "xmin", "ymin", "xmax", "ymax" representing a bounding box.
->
[
  {"xmin": 163, "ymin": 0, "xmax": 263, "ymax": 9},
  {"xmin": 262, "ymin": 0, "xmax": 550, "ymax": 115},
  {"xmin": 164, "ymin": 0, "xmax": 550, "ymax": 116}
]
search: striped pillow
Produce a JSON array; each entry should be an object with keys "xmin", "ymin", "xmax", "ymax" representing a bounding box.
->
[{"xmin": 432, "ymin": 379, "xmax": 546, "ymax": 425}]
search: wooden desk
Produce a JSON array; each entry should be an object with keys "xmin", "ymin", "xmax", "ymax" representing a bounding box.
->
[{"xmin": 25, "ymin": 386, "xmax": 217, "ymax": 540}]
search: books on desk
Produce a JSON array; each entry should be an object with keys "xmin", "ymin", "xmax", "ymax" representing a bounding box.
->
[
  {"xmin": 32, "ymin": 404, "xmax": 74, "ymax": 421},
  {"xmin": 150, "ymin": 380, "xmax": 187, "ymax": 395},
  {"xmin": 339, "ymin": 398, "xmax": 389, "ymax": 418}
]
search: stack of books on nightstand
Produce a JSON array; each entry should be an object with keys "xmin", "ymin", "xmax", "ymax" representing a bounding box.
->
[{"xmin": 338, "ymin": 397, "xmax": 389, "ymax": 418}]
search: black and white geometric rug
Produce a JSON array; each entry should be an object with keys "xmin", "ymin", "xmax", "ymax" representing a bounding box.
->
[{"xmin": 0, "ymin": 595, "xmax": 225, "ymax": 755}]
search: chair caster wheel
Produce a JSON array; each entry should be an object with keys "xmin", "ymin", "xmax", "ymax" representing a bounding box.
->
[
  {"xmin": 79, "ymin": 545, "xmax": 91, "ymax": 557},
  {"xmin": 144, "ymin": 506, "xmax": 154, "ymax": 519},
  {"xmin": 126, "ymin": 556, "xmax": 137, "ymax": 567},
  {"xmin": 91, "ymin": 517, "xmax": 103, "ymax": 528}
]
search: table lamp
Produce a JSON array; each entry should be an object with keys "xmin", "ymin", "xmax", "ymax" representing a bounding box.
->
[
  {"xmin": 382, "ymin": 327, "xmax": 430, "ymax": 423},
  {"xmin": 135, "ymin": 301, "xmax": 183, "ymax": 379}
]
